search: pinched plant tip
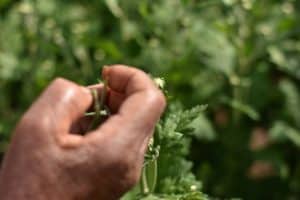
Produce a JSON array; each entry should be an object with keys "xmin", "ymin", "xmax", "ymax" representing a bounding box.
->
[
  {"xmin": 153, "ymin": 77, "xmax": 165, "ymax": 90},
  {"xmin": 86, "ymin": 74, "xmax": 209, "ymax": 199}
]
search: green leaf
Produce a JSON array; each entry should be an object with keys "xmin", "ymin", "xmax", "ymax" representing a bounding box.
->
[
  {"xmin": 270, "ymin": 121, "xmax": 300, "ymax": 147},
  {"xmin": 224, "ymin": 98, "xmax": 260, "ymax": 120},
  {"xmin": 188, "ymin": 114, "xmax": 216, "ymax": 141},
  {"xmin": 0, "ymin": 52, "xmax": 18, "ymax": 80},
  {"xmin": 279, "ymin": 79, "xmax": 300, "ymax": 126},
  {"xmin": 105, "ymin": 0, "xmax": 124, "ymax": 18},
  {"xmin": 188, "ymin": 22, "xmax": 236, "ymax": 76}
]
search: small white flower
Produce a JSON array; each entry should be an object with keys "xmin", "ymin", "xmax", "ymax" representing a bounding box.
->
[
  {"xmin": 190, "ymin": 185, "xmax": 197, "ymax": 191},
  {"xmin": 153, "ymin": 77, "xmax": 165, "ymax": 89}
]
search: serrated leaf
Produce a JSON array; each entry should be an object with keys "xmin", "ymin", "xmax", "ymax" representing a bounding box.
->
[{"xmin": 188, "ymin": 114, "xmax": 216, "ymax": 141}]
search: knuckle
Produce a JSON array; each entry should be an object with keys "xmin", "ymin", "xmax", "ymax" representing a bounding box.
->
[
  {"xmin": 146, "ymin": 89, "xmax": 167, "ymax": 109},
  {"xmin": 51, "ymin": 77, "xmax": 78, "ymax": 92},
  {"xmin": 52, "ymin": 77, "xmax": 69, "ymax": 86},
  {"xmin": 50, "ymin": 77, "xmax": 89, "ymax": 104},
  {"xmin": 155, "ymin": 90, "xmax": 167, "ymax": 108}
]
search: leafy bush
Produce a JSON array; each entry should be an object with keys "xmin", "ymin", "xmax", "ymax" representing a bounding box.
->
[{"xmin": 1, "ymin": 0, "xmax": 300, "ymax": 199}]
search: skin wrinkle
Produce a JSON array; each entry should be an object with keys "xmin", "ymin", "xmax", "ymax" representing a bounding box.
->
[
  {"xmin": 124, "ymin": 71, "xmax": 140, "ymax": 95},
  {"xmin": 107, "ymin": 89, "xmax": 125, "ymax": 113}
]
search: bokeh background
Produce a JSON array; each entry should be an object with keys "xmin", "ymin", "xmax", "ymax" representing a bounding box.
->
[{"xmin": 0, "ymin": 0, "xmax": 300, "ymax": 199}]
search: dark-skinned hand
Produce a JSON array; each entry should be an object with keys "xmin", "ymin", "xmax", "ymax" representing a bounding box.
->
[{"xmin": 0, "ymin": 65, "xmax": 166, "ymax": 200}]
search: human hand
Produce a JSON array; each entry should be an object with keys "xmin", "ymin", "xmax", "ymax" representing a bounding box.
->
[{"xmin": 0, "ymin": 65, "xmax": 166, "ymax": 200}]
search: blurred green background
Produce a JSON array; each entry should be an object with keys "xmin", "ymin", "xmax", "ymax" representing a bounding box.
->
[{"xmin": 0, "ymin": 0, "xmax": 300, "ymax": 199}]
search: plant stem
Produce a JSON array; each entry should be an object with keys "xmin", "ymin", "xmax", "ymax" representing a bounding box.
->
[
  {"xmin": 85, "ymin": 111, "xmax": 108, "ymax": 116},
  {"xmin": 141, "ymin": 167, "xmax": 149, "ymax": 195},
  {"xmin": 100, "ymin": 79, "xmax": 108, "ymax": 112},
  {"xmin": 86, "ymin": 79, "xmax": 109, "ymax": 131},
  {"xmin": 87, "ymin": 89, "xmax": 101, "ymax": 131},
  {"xmin": 149, "ymin": 160, "xmax": 158, "ymax": 193}
]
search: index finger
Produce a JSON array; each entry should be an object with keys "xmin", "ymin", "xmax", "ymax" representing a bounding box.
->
[
  {"xmin": 102, "ymin": 65, "xmax": 155, "ymax": 96},
  {"xmin": 86, "ymin": 65, "xmax": 166, "ymax": 144},
  {"xmin": 104, "ymin": 65, "xmax": 166, "ymax": 122}
]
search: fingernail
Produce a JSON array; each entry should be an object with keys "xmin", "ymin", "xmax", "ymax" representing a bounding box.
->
[{"xmin": 102, "ymin": 65, "xmax": 111, "ymax": 80}]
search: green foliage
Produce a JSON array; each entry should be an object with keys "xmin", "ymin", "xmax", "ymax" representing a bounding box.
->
[
  {"xmin": 136, "ymin": 191, "xmax": 209, "ymax": 200},
  {"xmin": 1, "ymin": 0, "xmax": 300, "ymax": 199},
  {"xmin": 270, "ymin": 121, "xmax": 300, "ymax": 147},
  {"xmin": 122, "ymin": 103, "xmax": 210, "ymax": 199}
]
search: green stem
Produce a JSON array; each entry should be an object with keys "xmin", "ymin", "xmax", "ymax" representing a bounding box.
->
[
  {"xmin": 100, "ymin": 79, "xmax": 108, "ymax": 111},
  {"xmin": 86, "ymin": 79, "xmax": 109, "ymax": 131},
  {"xmin": 232, "ymin": 85, "xmax": 241, "ymax": 125},
  {"xmin": 149, "ymin": 160, "xmax": 158, "ymax": 193},
  {"xmin": 93, "ymin": 89, "xmax": 101, "ymax": 117},
  {"xmin": 87, "ymin": 89, "xmax": 101, "ymax": 131},
  {"xmin": 141, "ymin": 167, "xmax": 149, "ymax": 195},
  {"xmin": 140, "ymin": 152, "xmax": 158, "ymax": 196},
  {"xmin": 85, "ymin": 111, "xmax": 108, "ymax": 116}
]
